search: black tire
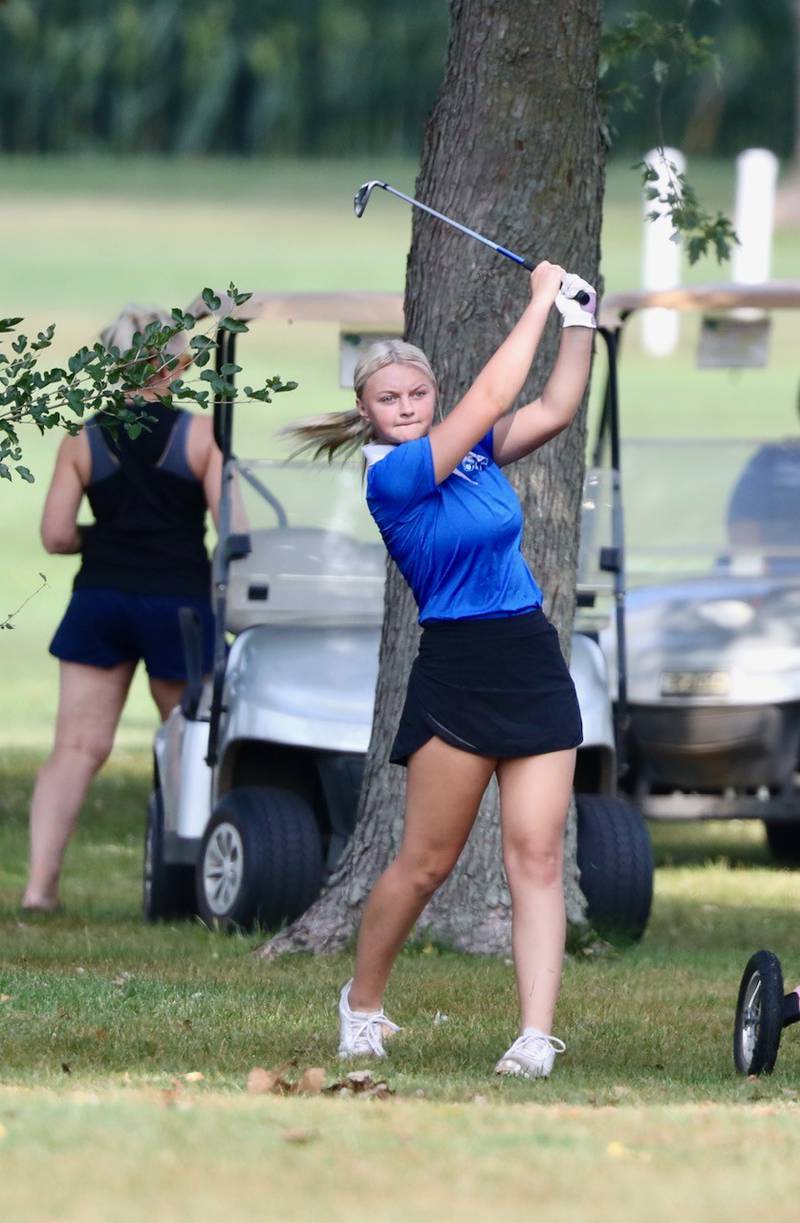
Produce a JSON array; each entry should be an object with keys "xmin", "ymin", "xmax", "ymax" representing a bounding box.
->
[
  {"xmin": 143, "ymin": 791, "xmax": 196, "ymax": 922},
  {"xmin": 196, "ymin": 785, "xmax": 323, "ymax": 932},
  {"xmin": 764, "ymin": 820, "xmax": 800, "ymax": 865},
  {"xmin": 733, "ymin": 950, "xmax": 784, "ymax": 1075},
  {"xmin": 576, "ymin": 794, "xmax": 653, "ymax": 943}
]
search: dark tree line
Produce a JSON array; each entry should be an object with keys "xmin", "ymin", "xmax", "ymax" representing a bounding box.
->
[{"xmin": 0, "ymin": 0, "xmax": 797, "ymax": 158}]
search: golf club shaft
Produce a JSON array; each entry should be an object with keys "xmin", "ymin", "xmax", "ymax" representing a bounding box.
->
[
  {"xmin": 380, "ymin": 183, "xmax": 534, "ymax": 272},
  {"xmin": 376, "ymin": 182, "xmax": 589, "ymax": 304}
]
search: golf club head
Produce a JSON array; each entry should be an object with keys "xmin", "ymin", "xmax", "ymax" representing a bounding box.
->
[{"xmin": 353, "ymin": 180, "xmax": 386, "ymax": 218}]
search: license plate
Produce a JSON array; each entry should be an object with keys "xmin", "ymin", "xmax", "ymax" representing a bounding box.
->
[{"xmin": 660, "ymin": 670, "xmax": 731, "ymax": 697}]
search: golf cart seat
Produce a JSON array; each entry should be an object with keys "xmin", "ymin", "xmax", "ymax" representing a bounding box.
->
[{"xmin": 226, "ymin": 526, "xmax": 385, "ymax": 632}]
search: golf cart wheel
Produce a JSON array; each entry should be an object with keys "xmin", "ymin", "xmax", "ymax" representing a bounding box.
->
[
  {"xmin": 196, "ymin": 785, "xmax": 323, "ymax": 932},
  {"xmin": 143, "ymin": 791, "xmax": 196, "ymax": 922},
  {"xmin": 733, "ymin": 950, "xmax": 784, "ymax": 1076},
  {"xmin": 576, "ymin": 795, "xmax": 653, "ymax": 943},
  {"xmin": 764, "ymin": 820, "xmax": 800, "ymax": 865}
]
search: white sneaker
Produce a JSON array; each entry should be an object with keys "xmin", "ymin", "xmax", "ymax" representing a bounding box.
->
[
  {"xmin": 337, "ymin": 979, "xmax": 401, "ymax": 1059},
  {"xmin": 494, "ymin": 1028, "xmax": 566, "ymax": 1079}
]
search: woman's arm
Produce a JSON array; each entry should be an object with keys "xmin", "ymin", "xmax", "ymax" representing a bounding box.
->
[
  {"xmin": 492, "ymin": 326, "xmax": 594, "ymax": 466},
  {"xmin": 40, "ymin": 434, "xmax": 88, "ymax": 554},
  {"xmin": 427, "ymin": 261, "xmax": 565, "ymax": 483}
]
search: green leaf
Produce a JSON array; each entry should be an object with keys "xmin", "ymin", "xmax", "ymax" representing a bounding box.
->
[
  {"xmin": 218, "ymin": 316, "xmax": 248, "ymax": 334},
  {"xmin": 202, "ymin": 288, "xmax": 222, "ymax": 312},
  {"xmin": 220, "ymin": 362, "xmax": 242, "ymax": 375},
  {"xmin": 274, "ymin": 381, "xmax": 298, "ymax": 392},
  {"xmin": 0, "ymin": 462, "xmax": 11, "ymax": 480},
  {"xmin": 15, "ymin": 465, "xmax": 34, "ymax": 483},
  {"xmin": 0, "ymin": 318, "xmax": 24, "ymax": 333}
]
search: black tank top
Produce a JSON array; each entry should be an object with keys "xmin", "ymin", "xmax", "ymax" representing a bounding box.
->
[{"xmin": 74, "ymin": 404, "xmax": 212, "ymax": 598}]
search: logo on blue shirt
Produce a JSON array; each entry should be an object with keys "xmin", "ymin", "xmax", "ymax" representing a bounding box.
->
[{"xmin": 457, "ymin": 450, "xmax": 489, "ymax": 481}]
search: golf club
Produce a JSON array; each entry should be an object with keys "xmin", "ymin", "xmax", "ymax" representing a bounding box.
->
[{"xmin": 354, "ymin": 179, "xmax": 590, "ymax": 305}]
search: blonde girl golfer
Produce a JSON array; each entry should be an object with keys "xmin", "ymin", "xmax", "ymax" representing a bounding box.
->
[{"xmin": 293, "ymin": 261, "xmax": 595, "ymax": 1078}]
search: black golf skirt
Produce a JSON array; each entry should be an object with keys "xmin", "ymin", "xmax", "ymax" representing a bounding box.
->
[{"xmin": 390, "ymin": 607, "xmax": 583, "ymax": 766}]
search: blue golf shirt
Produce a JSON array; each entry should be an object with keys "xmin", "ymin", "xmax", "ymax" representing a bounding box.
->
[{"xmin": 363, "ymin": 429, "xmax": 543, "ymax": 624}]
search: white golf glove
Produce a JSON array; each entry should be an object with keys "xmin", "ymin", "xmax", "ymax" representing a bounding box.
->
[{"xmin": 555, "ymin": 273, "xmax": 597, "ymax": 329}]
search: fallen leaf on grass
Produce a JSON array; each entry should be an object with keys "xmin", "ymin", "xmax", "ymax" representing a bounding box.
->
[
  {"xmin": 94, "ymin": 1028, "xmax": 108, "ymax": 1041},
  {"xmin": 183, "ymin": 1071, "xmax": 204, "ymax": 1083},
  {"xmin": 112, "ymin": 972, "xmax": 132, "ymax": 987},
  {"xmin": 323, "ymin": 1070, "xmax": 393, "ymax": 1100},
  {"xmin": 0, "ymin": 995, "xmax": 10, "ymax": 1003},
  {"xmin": 298, "ymin": 1067, "xmax": 326, "ymax": 1095},
  {"xmin": 282, "ymin": 1128, "xmax": 319, "ymax": 1145},
  {"xmin": 247, "ymin": 1067, "xmax": 293, "ymax": 1096}
]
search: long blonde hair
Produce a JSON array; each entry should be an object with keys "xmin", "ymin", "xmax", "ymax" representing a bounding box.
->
[{"xmin": 283, "ymin": 339, "xmax": 437, "ymax": 461}]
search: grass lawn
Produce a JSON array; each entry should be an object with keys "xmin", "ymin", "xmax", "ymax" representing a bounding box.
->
[{"xmin": 2, "ymin": 748, "xmax": 800, "ymax": 1219}]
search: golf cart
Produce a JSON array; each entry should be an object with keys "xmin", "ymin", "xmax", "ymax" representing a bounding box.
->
[
  {"xmin": 144, "ymin": 291, "xmax": 652, "ymax": 939},
  {"xmin": 596, "ymin": 282, "xmax": 800, "ymax": 859}
]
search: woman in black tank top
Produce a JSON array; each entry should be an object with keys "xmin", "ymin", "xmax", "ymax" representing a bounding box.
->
[{"xmin": 22, "ymin": 307, "xmax": 222, "ymax": 913}]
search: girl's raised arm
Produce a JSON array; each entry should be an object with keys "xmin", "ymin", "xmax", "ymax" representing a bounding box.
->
[{"xmin": 426, "ymin": 261, "xmax": 565, "ymax": 484}]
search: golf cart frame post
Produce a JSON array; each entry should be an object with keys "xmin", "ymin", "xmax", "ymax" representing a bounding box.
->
[{"xmin": 597, "ymin": 280, "xmax": 800, "ymax": 827}]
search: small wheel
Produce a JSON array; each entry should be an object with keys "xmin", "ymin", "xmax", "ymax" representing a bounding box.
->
[
  {"xmin": 196, "ymin": 785, "xmax": 323, "ymax": 932},
  {"xmin": 575, "ymin": 795, "xmax": 653, "ymax": 943},
  {"xmin": 764, "ymin": 820, "xmax": 800, "ymax": 865},
  {"xmin": 143, "ymin": 791, "xmax": 195, "ymax": 922},
  {"xmin": 733, "ymin": 950, "xmax": 784, "ymax": 1075}
]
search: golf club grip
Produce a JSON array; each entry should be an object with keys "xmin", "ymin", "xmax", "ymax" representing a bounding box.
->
[{"xmin": 499, "ymin": 247, "xmax": 590, "ymax": 304}]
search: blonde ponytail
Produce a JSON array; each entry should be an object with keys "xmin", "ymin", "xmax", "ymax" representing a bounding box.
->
[{"xmin": 282, "ymin": 339, "xmax": 437, "ymax": 461}]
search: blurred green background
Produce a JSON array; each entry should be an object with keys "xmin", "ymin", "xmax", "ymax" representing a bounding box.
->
[{"xmin": 3, "ymin": 0, "xmax": 800, "ymax": 747}]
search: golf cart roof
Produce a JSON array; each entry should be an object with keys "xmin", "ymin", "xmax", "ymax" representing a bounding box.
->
[
  {"xmin": 599, "ymin": 280, "xmax": 800, "ymax": 330},
  {"xmin": 189, "ymin": 290, "xmax": 405, "ymax": 327}
]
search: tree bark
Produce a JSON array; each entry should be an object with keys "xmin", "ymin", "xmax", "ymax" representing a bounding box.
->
[{"xmin": 259, "ymin": 0, "xmax": 606, "ymax": 959}]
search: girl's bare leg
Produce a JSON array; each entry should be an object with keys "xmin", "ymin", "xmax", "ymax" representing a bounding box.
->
[
  {"xmin": 22, "ymin": 661, "xmax": 136, "ymax": 910},
  {"xmin": 496, "ymin": 749, "xmax": 577, "ymax": 1034},
  {"xmin": 348, "ymin": 736, "xmax": 496, "ymax": 1012}
]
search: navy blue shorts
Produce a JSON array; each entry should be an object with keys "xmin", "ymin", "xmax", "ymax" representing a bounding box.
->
[{"xmin": 49, "ymin": 587, "xmax": 215, "ymax": 680}]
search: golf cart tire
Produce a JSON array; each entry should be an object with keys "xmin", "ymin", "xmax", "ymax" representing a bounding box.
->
[
  {"xmin": 764, "ymin": 820, "xmax": 800, "ymax": 865},
  {"xmin": 196, "ymin": 785, "xmax": 323, "ymax": 932},
  {"xmin": 733, "ymin": 950, "xmax": 784, "ymax": 1076},
  {"xmin": 143, "ymin": 791, "xmax": 196, "ymax": 922},
  {"xmin": 576, "ymin": 795, "xmax": 653, "ymax": 943}
]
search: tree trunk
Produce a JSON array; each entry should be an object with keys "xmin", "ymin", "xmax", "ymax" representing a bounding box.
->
[{"xmin": 259, "ymin": 0, "xmax": 606, "ymax": 959}]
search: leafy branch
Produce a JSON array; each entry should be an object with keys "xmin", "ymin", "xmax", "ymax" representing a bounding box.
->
[
  {"xmin": 600, "ymin": 1, "xmax": 738, "ymax": 265},
  {"xmin": 1, "ymin": 572, "xmax": 48, "ymax": 629},
  {"xmin": 1, "ymin": 285, "xmax": 298, "ymax": 484}
]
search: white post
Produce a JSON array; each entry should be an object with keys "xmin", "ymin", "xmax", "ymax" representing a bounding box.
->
[
  {"xmin": 641, "ymin": 146, "xmax": 686, "ymax": 357},
  {"xmin": 733, "ymin": 148, "xmax": 779, "ymax": 284}
]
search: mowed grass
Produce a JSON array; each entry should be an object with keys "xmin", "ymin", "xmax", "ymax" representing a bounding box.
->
[
  {"xmin": 3, "ymin": 154, "xmax": 800, "ymax": 744},
  {"xmin": 2, "ymin": 749, "xmax": 800, "ymax": 1220}
]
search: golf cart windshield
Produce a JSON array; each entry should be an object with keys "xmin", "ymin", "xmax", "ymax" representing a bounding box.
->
[
  {"xmin": 226, "ymin": 458, "xmax": 385, "ymax": 631},
  {"xmin": 622, "ymin": 437, "xmax": 800, "ymax": 585}
]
